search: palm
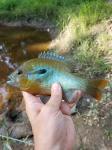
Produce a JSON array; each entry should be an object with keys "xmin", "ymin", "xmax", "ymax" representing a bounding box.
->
[{"xmin": 52, "ymin": 110, "xmax": 75, "ymax": 150}]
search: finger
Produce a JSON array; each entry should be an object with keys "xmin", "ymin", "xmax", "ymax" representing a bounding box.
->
[
  {"xmin": 47, "ymin": 83, "xmax": 62, "ymax": 109},
  {"xmin": 70, "ymin": 104, "xmax": 77, "ymax": 115},
  {"xmin": 68, "ymin": 103, "xmax": 76, "ymax": 108},
  {"xmin": 22, "ymin": 91, "xmax": 42, "ymax": 104},
  {"xmin": 69, "ymin": 90, "xmax": 82, "ymax": 104},
  {"xmin": 60, "ymin": 101, "xmax": 71, "ymax": 115},
  {"xmin": 22, "ymin": 91, "xmax": 43, "ymax": 113}
]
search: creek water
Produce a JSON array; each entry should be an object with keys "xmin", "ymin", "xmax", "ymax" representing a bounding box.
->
[
  {"xmin": 0, "ymin": 25, "xmax": 52, "ymax": 83},
  {"xmin": 0, "ymin": 25, "xmax": 52, "ymax": 112}
]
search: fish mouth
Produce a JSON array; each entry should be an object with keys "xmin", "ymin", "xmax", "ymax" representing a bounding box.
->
[
  {"xmin": 7, "ymin": 74, "xmax": 19, "ymax": 87},
  {"xmin": 7, "ymin": 80, "xmax": 18, "ymax": 87},
  {"xmin": 7, "ymin": 74, "xmax": 31, "ymax": 90}
]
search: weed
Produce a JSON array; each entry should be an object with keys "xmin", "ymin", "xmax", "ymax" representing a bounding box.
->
[{"xmin": 104, "ymin": 129, "xmax": 112, "ymax": 140}]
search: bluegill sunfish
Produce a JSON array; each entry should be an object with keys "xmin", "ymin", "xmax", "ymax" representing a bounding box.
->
[{"xmin": 7, "ymin": 52, "xmax": 108, "ymax": 102}]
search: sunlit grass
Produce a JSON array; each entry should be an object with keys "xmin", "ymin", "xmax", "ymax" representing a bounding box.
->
[
  {"xmin": 0, "ymin": 0, "xmax": 112, "ymax": 23},
  {"xmin": 72, "ymin": 24, "xmax": 112, "ymax": 77}
]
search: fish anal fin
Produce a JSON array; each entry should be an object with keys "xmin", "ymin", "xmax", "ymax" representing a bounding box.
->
[{"xmin": 92, "ymin": 90, "xmax": 102, "ymax": 101}]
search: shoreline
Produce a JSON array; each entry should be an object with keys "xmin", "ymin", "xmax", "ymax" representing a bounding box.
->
[{"xmin": 0, "ymin": 19, "xmax": 58, "ymax": 39}]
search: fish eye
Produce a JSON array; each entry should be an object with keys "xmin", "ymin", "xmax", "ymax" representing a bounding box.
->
[
  {"xmin": 37, "ymin": 69, "xmax": 47, "ymax": 74},
  {"xmin": 17, "ymin": 70, "xmax": 23, "ymax": 75}
]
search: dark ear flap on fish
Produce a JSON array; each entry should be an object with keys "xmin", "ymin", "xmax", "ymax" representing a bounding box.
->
[
  {"xmin": 38, "ymin": 51, "xmax": 65, "ymax": 62},
  {"xmin": 86, "ymin": 79, "xmax": 108, "ymax": 100}
]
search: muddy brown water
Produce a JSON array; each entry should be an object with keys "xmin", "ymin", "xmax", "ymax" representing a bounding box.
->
[
  {"xmin": 0, "ymin": 25, "xmax": 52, "ymax": 83},
  {"xmin": 0, "ymin": 25, "xmax": 52, "ymax": 113}
]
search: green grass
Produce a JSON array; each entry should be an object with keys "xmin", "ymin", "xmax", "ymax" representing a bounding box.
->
[
  {"xmin": 0, "ymin": 0, "xmax": 112, "ymax": 25},
  {"xmin": 72, "ymin": 35, "xmax": 111, "ymax": 77}
]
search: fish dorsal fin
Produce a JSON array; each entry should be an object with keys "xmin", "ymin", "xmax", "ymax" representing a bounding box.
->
[{"xmin": 38, "ymin": 51, "xmax": 65, "ymax": 62}]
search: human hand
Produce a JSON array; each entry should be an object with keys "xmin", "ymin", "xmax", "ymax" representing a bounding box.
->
[{"xmin": 22, "ymin": 83, "xmax": 82, "ymax": 150}]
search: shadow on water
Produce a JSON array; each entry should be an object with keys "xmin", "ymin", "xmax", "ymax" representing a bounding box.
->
[{"xmin": 0, "ymin": 25, "xmax": 52, "ymax": 82}]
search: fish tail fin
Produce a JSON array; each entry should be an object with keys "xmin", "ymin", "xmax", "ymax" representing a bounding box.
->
[{"xmin": 86, "ymin": 79, "xmax": 108, "ymax": 101}]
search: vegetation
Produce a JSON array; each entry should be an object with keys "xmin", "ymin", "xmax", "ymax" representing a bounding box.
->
[
  {"xmin": 72, "ymin": 27, "xmax": 112, "ymax": 77},
  {"xmin": 0, "ymin": 0, "xmax": 111, "ymax": 76},
  {"xmin": 0, "ymin": 0, "xmax": 112, "ymax": 25}
]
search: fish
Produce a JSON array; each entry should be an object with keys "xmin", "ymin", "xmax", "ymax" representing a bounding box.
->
[{"xmin": 7, "ymin": 52, "xmax": 108, "ymax": 102}]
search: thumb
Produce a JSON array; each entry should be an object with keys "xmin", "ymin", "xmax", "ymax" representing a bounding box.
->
[{"xmin": 47, "ymin": 83, "xmax": 62, "ymax": 109}]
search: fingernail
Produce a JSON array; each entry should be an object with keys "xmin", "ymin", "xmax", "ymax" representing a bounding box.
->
[
  {"xmin": 22, "ymin": 91, "xmax": 25, "ymax": 94},
  {"xmin": 52, "ymin": 83, "xmax": 61, "ymax": 92},
  {"xmin": 22, "ymin": 91, "xmax": 30, "ymax": 98}
]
